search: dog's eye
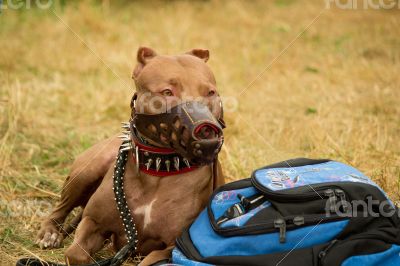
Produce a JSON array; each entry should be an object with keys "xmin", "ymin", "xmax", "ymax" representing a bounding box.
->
[
  {"xmin": 161, "ymin": 89, "xmax": 173, "ymax": 97},
  {"xmin": 207, "ymin": 90, "xmax": 216, "ymax": 97}
]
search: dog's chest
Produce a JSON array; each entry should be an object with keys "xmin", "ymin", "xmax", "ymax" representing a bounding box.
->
[
  {"xmin": 124, "ymin": 168, "xmax": 213, "ymax": 241},
  {"xmin": 132, "ymin": 198, "xmax": 156, "ymax": 230}
]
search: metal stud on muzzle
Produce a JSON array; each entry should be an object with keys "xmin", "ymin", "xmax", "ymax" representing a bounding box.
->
[{"xmin": 133, "ymin": 101, "xmax": 224, "ymax": 164}]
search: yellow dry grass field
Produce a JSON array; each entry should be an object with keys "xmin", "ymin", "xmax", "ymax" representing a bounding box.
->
[{"xmin": 0, "ymin": 0, "xmax": 399, "ymax": 264}]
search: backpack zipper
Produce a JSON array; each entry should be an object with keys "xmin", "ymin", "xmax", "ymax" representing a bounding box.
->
[
  {"xmin": 251, "ymin": 178, "xmax": 339, "ymax": 202},
  {"xmin": 274, "ymin": 218, "xmax": 286, "ymax": 243},
  {"xmin": 214, "ymin": 212, "xmax": 344, "ymax": 238},
  {"xmin": 318, "ymin": 239, "xmax": 339, "ymax": 265},
  {"xmin": 318, "ymin": 232, "xmax": 389, "ymax": 265},
  {"xmin": 251, "ymin": 178, "xmax": 349, "ymax": 209},
  {"xmin": 274, "ymin": 216, "xmax": 305, "ymax": 243},
  {"xmin": 324, "ymin": 189, "xmax": 337, "ymax": 213},
  {"xmin": 212, "ymin": 188, "xmax": 348, "ymax": 236},
  {"xmin": 335, "ymin": 189, "xmax": 348, "ymax": 212}
]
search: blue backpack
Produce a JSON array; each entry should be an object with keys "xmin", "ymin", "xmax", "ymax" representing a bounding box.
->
[{"xmin": 171, "ymin": 158, "xmax": 400, "ymax": 266}]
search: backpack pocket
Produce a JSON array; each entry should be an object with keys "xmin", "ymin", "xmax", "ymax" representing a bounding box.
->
[
  {"xmin": 176, "ymin": 208, "xmax": 350, "ymax": 262},
  {"xmin": 251, "ymin": 159, "xmax": 395, "ymax": 215},
  {"xmin": 206, "ymin": 180, "xmax": 349, "ymax": 247},
  {"xmin": 318, "ymin": 230, "xmax": 400, "ymax": 266}
]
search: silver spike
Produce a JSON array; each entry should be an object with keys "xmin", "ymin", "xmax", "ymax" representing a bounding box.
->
[
  {"xmin": 121, "ymin": 142, "xmax": 131, "ymax": 148},
  {"xmin": 121, "ymin": 146, "xmax": 133, "ymax": 152},
  {"xmin": 183, "ymin": 158, "xmax": 191, "ymax": 168},
  {"xmin": 118, "ymin": 134, "xmax": 130, "ymax": 140},
  {"xmin": 156, "ymin": 157, "xmax": 161, "ymax": 172},
  {"xmin": 122, "ymin": 130, "xmax": 130, "ymax": 135},
  {"xmin": 122, "ymin": 139, "xmax": 131, "ymax": 145},
  {"xmin": 145, "ymin": 159, "xmax": 153, "ymax": 171},
  {"xmin": 174, "ymin": 157, "xmax": 180, "ymax": 171},
  {"xmin": 165, "ymin": 160, "xmax": 170, "ymax": 172},
  {"xmin": 135, "ymin": 146, "xmax": 139, "ymax": 176},
  {"xmin": 121, "ymin": 122, "xmax": 130, "ymax": 126},
  {"xmin": 121, "ymin": 124, "xmax": 130, "ymax": 130}
]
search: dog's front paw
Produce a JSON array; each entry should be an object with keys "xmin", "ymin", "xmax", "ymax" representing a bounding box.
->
[{"xmin": 36, "ymin": 224, "xmax": 64, "ymax": 249}]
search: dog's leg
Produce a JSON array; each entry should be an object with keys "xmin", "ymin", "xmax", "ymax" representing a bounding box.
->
[
  {"xmin": 36, "ymin": 136, "xmax": 121, "ymax": 249},
  {"xmin": 139, "ymin": 246, "xmax": 174, "ymax": 266},
  {"xmin": 36, "ymin": 174, "xmax": 87, "ymax": 249},
  {"xmin": 64, "ymin": 216, "xmax": 108, "ymax": 264},
  {"xmin": 62, "ymin": 208, "xmax": 83, "ymax": 235}
]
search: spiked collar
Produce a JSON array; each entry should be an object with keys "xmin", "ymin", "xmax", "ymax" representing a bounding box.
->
[{"xmin": 119, "ymin": 122, "xmax": 199, "ymax": 177}]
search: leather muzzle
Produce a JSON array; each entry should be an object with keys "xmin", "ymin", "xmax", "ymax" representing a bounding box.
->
[{"xmin": 133, "ymin": 101, "xmax": 224, "ymax": 164}]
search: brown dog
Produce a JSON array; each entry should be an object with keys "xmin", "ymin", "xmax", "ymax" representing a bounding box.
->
[{"xmin": 36, "ymin": 47, "xmax": 225, "ymax": 265}]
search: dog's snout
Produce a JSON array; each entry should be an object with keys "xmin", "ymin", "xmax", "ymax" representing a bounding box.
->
[{"xmin": 194, "ymin": 123, "xmax": 220, "ymax": 140}]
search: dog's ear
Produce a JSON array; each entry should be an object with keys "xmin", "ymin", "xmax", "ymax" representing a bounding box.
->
[
  {"xmin": 137, "ymin": 46, "xmax": 157, "ymax": 64},
  {"xmin": 186, "ymin": 49, "xmax": 209, "ymax": 62},
  {"xmin": 133, "ymin": 47, "xmax": 157, "ymax": 78}
]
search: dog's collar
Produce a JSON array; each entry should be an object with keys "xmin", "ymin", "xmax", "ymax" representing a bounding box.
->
[{"xmin": 119, "ymin": 121, "xmax": 199, "ymax": 177}]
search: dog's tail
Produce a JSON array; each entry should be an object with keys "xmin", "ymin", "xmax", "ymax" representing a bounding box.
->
[{"xmin": 62, "ymin": 209, "xmax": 83, "ymax": 236}]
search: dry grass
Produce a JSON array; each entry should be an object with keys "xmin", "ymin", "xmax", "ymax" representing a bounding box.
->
[{"xmin": 1, "ymin": 0, "xmax": 399, "ymax": 264}]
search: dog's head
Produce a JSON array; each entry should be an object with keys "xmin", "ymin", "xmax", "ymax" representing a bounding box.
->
[{"xmin": 131, "ymin": 47, "xmax": 225, "ymax": 164}]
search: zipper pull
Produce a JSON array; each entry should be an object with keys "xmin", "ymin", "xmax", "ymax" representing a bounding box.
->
[
  {"xmin": 216, "ymin": 203, "xmax": 245, "ymax": 225},
  {"xmin": 274, "ymin": 219, "xmax": 287, "ymax": 243},
  {"xmin": 237, "ymin": 194, "xmax": 265, "ymax": 211},
  {"xmin": 237, "ymin": 194, "xmax": 251, "ymax": 210},
  {"xmin": 293, "ymin": 216, "xmax": 304, "ymax": 226},
  {"xmin": 324, "ymin": 189, "xmax": 337, "ymax": 213},
  {"xmin": 318, "ymin": 239, "xmax": 338, "ymax": 264},
  {"xmin": 334, "ymin": 189, "xmax": 348, "ymax": 213}
]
